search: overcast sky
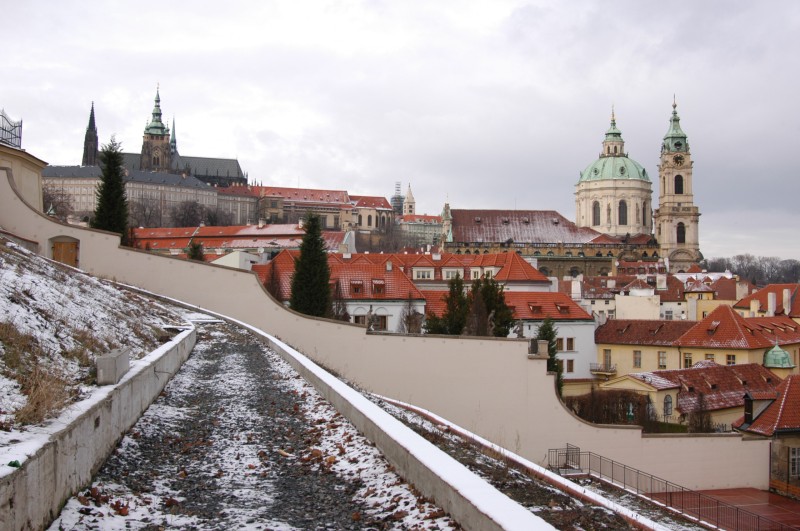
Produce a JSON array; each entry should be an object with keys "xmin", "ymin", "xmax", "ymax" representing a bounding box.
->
[{"xmin": 5, "ymin": 1, "xmax": 799, "ymax": 260}]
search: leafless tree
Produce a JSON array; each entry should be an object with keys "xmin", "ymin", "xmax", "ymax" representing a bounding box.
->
[
  {"xmin": 170, "ymin": 200, "xmax": 204, "ymax": 227},
  {"xmin": 129, "ymin": 199, "xmax": 163, "ymax": 228},
  {"xmin": 42, "ymin": 183, "xmax": 74, "ymax": 222}
]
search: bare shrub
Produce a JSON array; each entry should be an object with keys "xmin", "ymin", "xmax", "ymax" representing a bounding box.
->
[{"xmin": 15, "ymin": 365, "xmax": 73, "ymax": 425}]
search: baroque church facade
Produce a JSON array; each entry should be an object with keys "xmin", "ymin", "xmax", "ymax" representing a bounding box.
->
[
  {"xmin": 574, "ymin": 101, "xmax": 701, "ymax": 272},
  {"xmin": 443, "ymin": 102, "xmax": 701, "ymax": 275}
]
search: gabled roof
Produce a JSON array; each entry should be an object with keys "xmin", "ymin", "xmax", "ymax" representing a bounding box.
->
[
  {"xmin": 350, "ymin": 195, "xmax": 393, "ymax": 210},
  {"xmin": 503, "ymin": 292, "xmax": 593, "ymax": 321},
  {"xmin": 253, "ymin": 186, "xmax": 351, "ymax": 205},
  {"xmin": 734, "ymin": 284, "xmax": 800, "ymax": 318},
  {"xmin": 492, "ymin": 252, "xmax": 549, "ymax": 282},
  {"xmin": 710, "ymin": 277, "xmax": 746, "ymax": 301},
  {"xmin": 449, "ymin": 210, "xmax": 600, "ymax": 244},
  {"xmin": 676, "ymin": 304, "xmax": 800, "ymax": 350},
  {"xmin": 734, "ymin": 375, "xmax": 800, "ymax": 436},
  {"xmin": 595, "ymin": 319, "xmax": 695, "ymax": 346},
  {"xmin": 628, "ymin": 362, "xmax": 781, "ymax": 414}
]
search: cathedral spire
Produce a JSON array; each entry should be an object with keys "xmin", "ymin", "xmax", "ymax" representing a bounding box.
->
[
  {"xmin": 170, "ymin": 116, "xmax": 178, "ymax": 155},
  {"xmin": 144, "ymin": 86, "xmax": 169, "ymax": 137},
  {"xmin": 82, "ymin": 102, "xmax": 99, "ymax": 166}
]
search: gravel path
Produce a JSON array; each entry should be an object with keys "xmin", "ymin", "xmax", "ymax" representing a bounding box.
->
[{"xmin": 51, "ymin": 322, "xmax": 457, "ymax": 530}]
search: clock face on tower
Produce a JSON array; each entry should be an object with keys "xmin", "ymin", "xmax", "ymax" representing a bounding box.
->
[{"xmin": 673, "ymin": 154, "xmax": 684, "ymax": 167}]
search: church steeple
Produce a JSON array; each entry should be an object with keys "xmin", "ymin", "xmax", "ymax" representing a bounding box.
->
[
  {"xmin": 662, "ymin": 97, "xmax": 689, "ymax": 153},
  {"xmin": 144, "ymin": 87, "xmax": 169, "ymax": 137},
  {"xmin": 601, "ymin": 107, "xmax": 625, "ymax": 157},
  {"xmin": 82, "ymin": 102, "xmax": 99, "ymax": 166},
  {"xmin": 170, "ymin": 116, "xmax": 178, "ymax": 156},
  {"xmin": 141, "ymin": 86, "xmax": 171, "ymax": 171}
]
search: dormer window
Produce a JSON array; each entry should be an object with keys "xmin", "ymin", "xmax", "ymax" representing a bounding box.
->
[
  {"xmin": 372, "ymin": 279, "xmax": 385, "ymax": 295},
  {"xmin": 350, "ymin": 280, "xmax": 363, "ymax": 295}
]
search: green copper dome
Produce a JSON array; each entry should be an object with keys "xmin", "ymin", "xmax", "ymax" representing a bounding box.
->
[
  {"xmin": 579, "ymin": 111, "xmax": 650, "ymax": 183},
  {"xmin": 764, "ymin": 344, "xmax": 795, "ymax": 369},
  {"xmin": 579, "ymin": 156, "xmax": 650, "ymax": 182}
]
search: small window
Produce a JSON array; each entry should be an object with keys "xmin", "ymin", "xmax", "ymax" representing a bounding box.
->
[
  {"xmin": 633, "ymin": 350, "xmax": 642, "ymax": 368},
  {"xmin": 726, "ymin": 354, "xmax": 736, "ymax": 366},
  {"xmin": 556, "ymin": 338, "xmax": 564, "ymax": 352},
  {"xmin": 791, "ymin": 448, "xmax": 800, "ymax": 478},
  {"xmin": 566, "ymin": 338, "xmax": 575, "ymax": 351},
  {"xmin": 705, "ymin": 353, "xmax": 715, "ymax": 361},
  {"xmin": 683, "ymin": 352, "xmax": 693, "ymax": 369},
  {"xmin": 658, "ymin": 351, "xmax": 667, "ymax": 370},
  {"xmin": 664, "ymin": 395, "xmax": 673, "ymax": 417},
  {"xmin": 566, "ymin": 359, "xmax": 574, "ymax": 373}
]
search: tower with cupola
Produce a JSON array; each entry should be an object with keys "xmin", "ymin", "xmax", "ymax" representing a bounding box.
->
[
  {"xmin": 140, "ymin": 87, "xmax": 171, "ymax": 172},
  {"xmin": 654, "ymin": 100, "xmax": 702, "ymax": 272},
  {"xmin": 575, "ymin": 109, "xmax": 652, "ymax": 237}
]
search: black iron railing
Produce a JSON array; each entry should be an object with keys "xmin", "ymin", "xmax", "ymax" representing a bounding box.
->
[{"xmin": 548, "ymin": 444, "xmax": 793, "ymax": 531}]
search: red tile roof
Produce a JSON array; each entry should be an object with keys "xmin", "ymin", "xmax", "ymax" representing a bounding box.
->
[
  {"xmin": 350, "ymin": 195, "xmax": 393, "ymax": 210},
  {"xmin": 503, "ymin": 292, "xmax": 592, "ymax": 321},
  {"xmin": 449, "ymin": 210, "xmax": 600, "ymax": 244},
  {"xmin": 252, "ymin": 186, "xmax": 351, "ymax": 204},
  {"xmin": 734, "ymin": 375, "xmax": 800, "ymax": 436},
  {"xmin": 628, "ymin": 362, "xmax": 781, "ymax": 414},
  {"xmin": 676, "ymin": 304, "xmax": 800, "ymax": 350},
  {"xmin": 595, "ymin": 320, "xmax": 695, "ymax": 346},
  {"xmin": 734, "ymin": 284, "xmax": 800, "ymax": 318}
]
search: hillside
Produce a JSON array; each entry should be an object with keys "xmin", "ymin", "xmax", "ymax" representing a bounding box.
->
[{"xmin": 0, "ymin": 237, "xmax": 186, "ymax": 429}]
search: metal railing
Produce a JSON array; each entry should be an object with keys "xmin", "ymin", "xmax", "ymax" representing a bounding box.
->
[
  {"xmin": 548, "ymin": 444, "xmax": 794, "ymax": 531},
  {"xmin": 589, "ymin": 363, "xmax": 617, "ymax": 373}
]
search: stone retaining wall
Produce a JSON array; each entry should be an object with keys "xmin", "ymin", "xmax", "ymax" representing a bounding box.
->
[{"xmin": 0, "ymin": 328, "xmax": 196, "ymax": 531}]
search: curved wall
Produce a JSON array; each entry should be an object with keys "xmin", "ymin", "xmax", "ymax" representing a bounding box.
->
[{"xmin": 0, "ymin": 159, "xmax": 769, "ymax": 490}]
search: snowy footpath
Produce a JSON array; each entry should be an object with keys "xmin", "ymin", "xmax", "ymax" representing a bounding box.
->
[{"xmin": 51, "ymin": 321, "xmax": 457, "ymax": 530}]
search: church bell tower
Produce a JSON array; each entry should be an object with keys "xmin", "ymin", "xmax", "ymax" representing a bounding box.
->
[
  {"xmin": 654, "ymin": 99, "xmax": 702, "ymax": 272},
  {"xmin": 140, "ymin": 87, "xmax": 171, "ymax": 172}
]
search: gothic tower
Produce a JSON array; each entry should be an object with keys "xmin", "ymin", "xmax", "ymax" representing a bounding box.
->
[
  {"xmin": 575, "ymin": 110, "xmax": 652, "ymax": 237},
  {"xmin": 140, "ymin": 88, "xmax": 171, "ymax": 172},
  {"xmin": 404, "ymin": 184, "xmax": 416, "ymax": 215},
  {"xmin": 82, "ymin": 102, "xmax": 98, "ymax": 166},
  {"xmin": 654, "ymin": 100, "xmax": 702, "ymax": 272}
]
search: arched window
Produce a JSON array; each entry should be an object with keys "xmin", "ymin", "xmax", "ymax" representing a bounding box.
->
[
  {"xmin": 664, "ymin": 395, "xmax": 673, "ymax": 417},
  {"xmin": 539, "ymin": 267, "xmax": 550, "ymax": 276},
  {"xmin": 613, "ymin": 146, "xmax": 618, "ymax": 154},
  {"xmin": 675, "ymin": 175, "xmax": 684, "ymax": 194},
  {"xmin": 642, "ymin": 202, "xmax": 648, "ymax": 227},
  {"xmin": 618, "ymin": 200, "xmax": 628, "ymax": 225},
  {"xmin": 570, "ymin": 267, "xmax": 579, "ymax": 278},
  {"xmin": 153, "ymin": 155, "xmax": 159, "ymax": 166},
  {"xmin": 592, "ymin": 201, "xmax": 600, "ymax": 226},
  {"xmin": 367, "ymin": 214, "xmax": 372, "ymax": 227},
  {"xmin": 358, "ymin": 214, "xmax": 362, "ymax": 226},
  {"xmin": 677, "ymin": 222, "xmax": 686, "ymax": 244}
]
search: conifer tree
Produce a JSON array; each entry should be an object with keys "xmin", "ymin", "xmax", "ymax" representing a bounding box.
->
[
  {"xmin": 537, "ymin": 317, "xmax": 563, "ymax": 396},
  {"xmin": 424, "ymin": 273, "xmax": 469, "ymax": 334},
  {"xmin": 469, "ymin": 277, "xmax": 515, "ymax": 337},
  {"xmin": 91, "ymin": 137, "xmax": 129, "ymax": 245},
  {"xmin": 187, "ymin": 241, "xmax": 204, "ymax": 261},
  {"xmin": 290, "ymin": 214, "xmax": 332, "ymax": 317}
]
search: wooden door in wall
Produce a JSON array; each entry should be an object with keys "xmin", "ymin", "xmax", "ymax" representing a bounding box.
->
[{"xmin": 52, "ymin": 241, "xmax": 78, "ymax": 267}]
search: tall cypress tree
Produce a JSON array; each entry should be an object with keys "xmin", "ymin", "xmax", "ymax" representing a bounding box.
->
[
  {"xmin": 91, "ymin": 137, "xmax": 129, "ymax": 245},
  {"xmin": 290, "ymin": 214, "xmax": 332, "ymax": 317},
  {"xmin": 537, "ymin": 317, "xmax": 563, "ymax": 396}
]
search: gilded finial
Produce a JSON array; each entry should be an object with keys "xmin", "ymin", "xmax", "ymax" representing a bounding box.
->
[
  {"xmin": 672, "ymin": 94, "xmax": 677, "ymax": 110},
  {"xmin": 611, "ymin": 104, "xmax": 616, "ymax": 123}
]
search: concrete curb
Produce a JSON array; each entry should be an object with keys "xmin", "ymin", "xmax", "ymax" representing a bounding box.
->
[{"xmin": 0, "ymin": 327, "xmax": 196, "ymax": 531}]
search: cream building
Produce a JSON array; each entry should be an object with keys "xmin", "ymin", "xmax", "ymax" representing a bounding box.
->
[
  {"xmin": 654, "ymin": 101, "xmax": 702, "ymax": 272},
  {"xmin": 575, "ymin": 110, "xmax": 652, "ymax": 238}
]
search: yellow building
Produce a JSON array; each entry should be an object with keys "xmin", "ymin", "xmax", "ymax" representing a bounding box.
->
[{"xmin": 601, "ymin": 361, "xmax": 781, "ymax": 429}]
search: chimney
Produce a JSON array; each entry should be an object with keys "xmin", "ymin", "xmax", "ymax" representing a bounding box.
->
[
  {"xmin": 571, "ymin": 279, "xmax": 581, "ymax": 301},
  {"xmin": 768, "ymin": 292, "xmax": 777, "ymax": 317},
  {"xmin": 258, "ymin": 218, "xmax": 265, "ymax": 229},
  {"xmin": 784, "ymin": 288, "xmax": 792, "ymax": 315}
]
